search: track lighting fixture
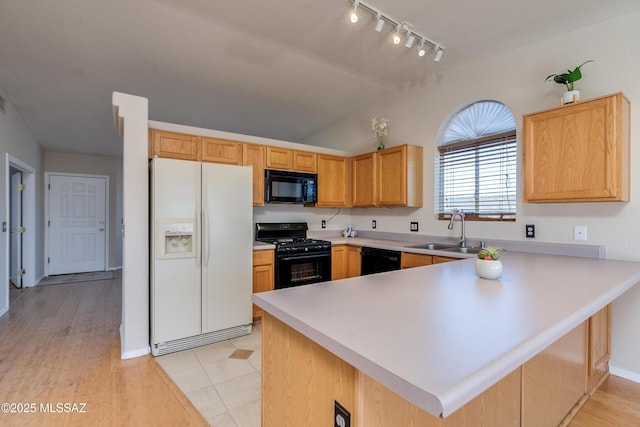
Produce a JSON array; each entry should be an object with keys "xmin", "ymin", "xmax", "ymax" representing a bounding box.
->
[
  {"xmin": 434, "ymin": 46, "xmax": 444, "ymax": 62},
  {"xmin": 404, "ymin": 33, "xmax": 415, "ymax": 48},
  {"xmin": 418, "ymin": 40, "xmax": 426, "ymax": 57},
  {"xmin": 348, "ymin": 0, "xmax": 444, "ymax": 61},
  {"xmin": 374, "ymin": 13, "xmax": 384, "ymax": 32},
  {"xmin": 393, "ymin": 24, "xmax": 401, "ymax": 45},
  {"xmin": 350, "ymin": 0, "xmax": 359, "ymax": 23}
]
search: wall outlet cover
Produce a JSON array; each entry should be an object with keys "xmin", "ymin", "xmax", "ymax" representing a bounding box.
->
[
  {"xmin": 372, "ymin": 220, "xmax": 377, "ymax": 229},
  {"xmin": 525, "ymin": 224, "xmax": 535, "ymax": 238},
  {"xmin": 321, "ymin": 220, "xmax": 326, "ymax": 229},
  {"xmin": 410, "ymin": 222, "xmax": 419, "ymax": 232}
]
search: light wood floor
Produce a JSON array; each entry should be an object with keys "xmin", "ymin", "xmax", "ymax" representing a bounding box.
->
[
  {"xmin": 569, "ymin": 375, "xmax": 640, "ymax": 426},
  {"xmin": 0, "ymin": 274, "xmax": 207, "ymax": 426},
  {"xmin": 1, "ymin": 275, "xmax": 639, "ymax": 426}
]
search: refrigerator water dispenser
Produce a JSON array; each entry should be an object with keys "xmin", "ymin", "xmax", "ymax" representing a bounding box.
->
[{"xmin": 156, "ymin": 219, "xmax": 196, "ymax": 259}]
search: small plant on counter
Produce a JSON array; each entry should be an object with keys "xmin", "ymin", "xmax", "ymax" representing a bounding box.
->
[{"xmin": 477, "ymin": 247, "xmax": 503, "ymax": 261}]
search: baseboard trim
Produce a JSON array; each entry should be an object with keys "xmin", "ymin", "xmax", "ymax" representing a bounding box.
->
[
  {"xmin": 609, "ymin": 365, "xmax": 640, "ymax": 383},
  {"xmin": 119, "ymin": 324, "xmax": 151, "ymax": 360}
]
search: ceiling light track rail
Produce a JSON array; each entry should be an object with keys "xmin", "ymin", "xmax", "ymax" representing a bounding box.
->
[{"xmin": 349, "ymin": 0, "xmax": 444, "ymax": 61}]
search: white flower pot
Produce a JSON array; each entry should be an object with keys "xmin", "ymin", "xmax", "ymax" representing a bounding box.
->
[
  {"xmin": 475, "ymin": 259, "xmax": 503, "ymax": 280},
  {"xmin": 562, "ymin": 90, "xmax": 580, "ymax": 105}
]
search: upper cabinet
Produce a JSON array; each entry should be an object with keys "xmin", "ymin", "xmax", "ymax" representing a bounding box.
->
[
  {"xmin": 201, "ymin": 137, "xmax": 242, "ymax": 165},
  {"xmin": 352, "ymin": 145, "xmax": 423, "ymax": 207},
  {"xmin": 265, "ymin": 146, "xmax": 294, "ymax": 170},
  {"xmin": 352, "ymin": 152, "xmax": 377, "ymax": 207},
  {"xmin": 266, "ymin": 147, "xmax": 317, "ymax": 173},
  {"xmin": 523, "ymin": 93, "xmax": 630, "ymax": 202},
  {"xmin": 149, "ymin": 129, "xmax": 200, "ymax": 161},
  {"xmin": 243, "ymin": 144, "xmax": 265, "ymax": 206},
  {"xmin": 293, "ymin": 150, "xmax": 317, "ymax": 173},
  {"xmin": 316, "ymin": 154, "xmax": 351, "ymax": 207}
]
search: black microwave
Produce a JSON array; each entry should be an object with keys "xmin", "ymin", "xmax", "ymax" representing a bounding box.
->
[{"xmin": 265, "ymin": 169, "xmax": 317, "ymax": 204}]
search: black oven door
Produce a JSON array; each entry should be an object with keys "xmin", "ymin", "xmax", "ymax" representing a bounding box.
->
[{"xmin": 276, "ymin": 252, "xmax": 331, "ymax": 289}]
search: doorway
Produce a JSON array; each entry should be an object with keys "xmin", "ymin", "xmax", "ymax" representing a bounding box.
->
[
  {"xmin": 45, "ymin": 173, "xmax": 108, "ymax": 276},
  {"xmin": 9, "ymin": 168, "xmax": 23, "ymax": 288},
  {"xmin": 3, "ymin": 155, "xmax": 36, "ymax": 317}
]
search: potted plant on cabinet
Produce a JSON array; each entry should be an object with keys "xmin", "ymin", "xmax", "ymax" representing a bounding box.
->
[
  {"xmin": 545, "ymin": 60, "xmax": 593, "ymax": 105},
  {"xmin": 475, "ymin": 247, "xmax": 504, "ymax": 279}
]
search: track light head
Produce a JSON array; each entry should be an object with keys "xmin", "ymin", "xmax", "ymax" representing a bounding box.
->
[
  {"xmin": 434, "ymin": 46, "xmax": 444, "ymax": 61},
  {"xmin": 418, "ymin": 40, "xmax": 426, "ymax": 57},
  {"xmin": 404, "ymin": 33, "xmax": 415, "ymax": 48},
  {"xmin": 350, "ymin": 0, "xmax": 359, "ymax": 23},
  {"xmin": 374, "ymin": 13, "xmax": 384, "ymax": 32},
  {"xmin": 393, "ymin": 24, "xmax": 401, "ymax": 44}
]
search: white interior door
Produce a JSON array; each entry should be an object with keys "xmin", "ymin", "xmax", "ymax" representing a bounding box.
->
[
  {"xmin": 10, "ymin": 170, "xmax": 23, "ymax": 288},
  {"xmin": 48, "ymin": 175, "xmax": 107, "ymax": 275}
]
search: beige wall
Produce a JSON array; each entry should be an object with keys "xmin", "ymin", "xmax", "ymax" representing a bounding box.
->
[
  {"xmin": 44, "ymin": 152, "xmax": 122, "ymax": 269},
  {"xmin": 303, "ymin": 11, "xmax": 640, "ymax": 380}
]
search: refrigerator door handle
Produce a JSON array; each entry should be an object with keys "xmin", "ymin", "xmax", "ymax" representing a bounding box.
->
[
  {"xmin": 202, "ymin": 204, "xmax": 209, "ymax": 266},
  {"xmin": 195, "ymin": 208, "xmax": 201, "ymax": 267}
]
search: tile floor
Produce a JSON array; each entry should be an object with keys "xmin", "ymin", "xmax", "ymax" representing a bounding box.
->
[{"xmin": 156, "ymin": 324, "xmax": 262, "ymax": 427}]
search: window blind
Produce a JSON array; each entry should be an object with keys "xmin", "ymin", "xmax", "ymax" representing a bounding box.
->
[{"xmin": 437, "ymin": 131, "xmax": 516, "ymax": 220}]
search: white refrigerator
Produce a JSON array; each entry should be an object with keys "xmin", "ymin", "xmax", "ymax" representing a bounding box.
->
[{"xmin": 151, "ymin": 157, "xmax": 253, "ymax": 356}]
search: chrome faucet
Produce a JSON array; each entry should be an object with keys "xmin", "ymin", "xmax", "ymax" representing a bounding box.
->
[{"xmin": 447, "ymin": 208, "xmax": 466, "ymax": 248}]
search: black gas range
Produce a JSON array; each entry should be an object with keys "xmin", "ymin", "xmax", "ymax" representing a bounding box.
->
[{"xmin": 256, "ymin": 223, "xmax": 331, "ymax": 289}]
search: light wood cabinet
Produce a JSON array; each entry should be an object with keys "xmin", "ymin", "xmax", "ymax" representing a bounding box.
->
[
  {"xmin": 587, "ymin": 304, "xmax": 611, "ymax": 393},
  {"xmin": 332, "ymin": 245, "xmax": 361, "ymax": 280},
  {"xmin": 401, "ymin": 252, "xmax": 433, "ymax": 269},
  {"xmin": 316, "ymin": 154, "xmax": 351, "ymax": 207},
  {"xmin": 293, "ymin": 150, "xmax": 317, "ymax": 173},
  {"xmin": 523, "ymin": 92, "xmax": 630, "ymax": 202},
  {"xmin": 265, "ymin": 146, "xmax": 293, "ymax": 170},
  {"xmin": 243, "ymin": 144, "xmax": 265, "ymax": 206},
  {"xmin": 201, "ymin": 137, "xmax": 242, "ymax": 165},
  {"xmin": 346, "ymin": 246, "xmax": 361, "ymax": 278},
  {"xmin": 377, "ymin": 145, "xmax": 423, "ymax": 207},
  {"xmin": 252, "ymin": 250, "xmax": 274, "ymax": 320},
  {"xmin": 352, "ymin": 145, "xmax": 423, "ymax": 207},
  {"xmin": 522, "ymin": 321, "xmax": 587, "ymax": 426},
  {"xmin": 352, "ymin": 152, "xmax": 377, "ymax": 207},
  {"xmin": 432, "ymin": 255, "xmax": 460, "ymax": 264},
  {"xmin": 265, "ymin": 147, "xmax": 318, "ymax": 172},
  {"xmin": 149, "ymin": 129, "xmax": 200, "ymax": 161}
]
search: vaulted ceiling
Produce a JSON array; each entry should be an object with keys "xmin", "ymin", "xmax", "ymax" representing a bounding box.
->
[{"xmin": 1, "ymin": 0, "xmax": 639, "ymax": 157}]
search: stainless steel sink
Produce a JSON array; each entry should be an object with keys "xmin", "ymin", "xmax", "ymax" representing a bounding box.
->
[
  {"xmin": 405, "ymin": 243, "xmax": 459, "ymax": 250},
  {"xmin": 442, "ymin": 246, "xmax": 483, "ymax": 254}
]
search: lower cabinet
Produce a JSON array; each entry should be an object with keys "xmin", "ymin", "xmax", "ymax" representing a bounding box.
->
[
  {"xmin": 332, "ymin": 245, "xmax": 361, "ymax": 280},
  {"xmin": 587, "ymin": 304, "xmax": 611, "ymax": 393},
  {"xmin": 252, "ymin": 250, "xmax": 274, "ymax": 320},
  {"xmin": 401, "ymin": 252, "xmax": 460, "ymax": 267},
  {"xmin": 262, "ymin": 313, "xmax": 610, "ymax": 427}
]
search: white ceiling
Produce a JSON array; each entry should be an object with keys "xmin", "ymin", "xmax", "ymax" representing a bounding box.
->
[{"xmin": 1, "ymin": 0, "xmax": 639, "ymax": 158}]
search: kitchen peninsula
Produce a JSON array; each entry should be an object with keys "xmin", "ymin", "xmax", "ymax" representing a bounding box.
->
[{"xmin": 252, "ymin": 252, "xmax": 640, "ymax": 426}]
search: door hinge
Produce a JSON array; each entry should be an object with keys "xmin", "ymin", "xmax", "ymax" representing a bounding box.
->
[
  {"xmin": 17, "ymin": 268, "xmax": 25, "ymax": 276},
  {"xmin": 48, "ymin": 257, "xmax": 50, "ymax": 264},
  {"xmin": 17, "ymin": 183, "xmax": 25, "ymax": 191},
  {"xmin": 17, "ymin": 226, "xmax": 25, "ymax": 233}
]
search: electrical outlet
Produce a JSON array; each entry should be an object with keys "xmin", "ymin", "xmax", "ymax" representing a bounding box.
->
[
  {"xmin": 410, "ymin": 222, "xmax": 419, "ymax": 232},
  {"xmin": 372, "ymin": 220, "xmax": 377, "ymax": 229},
  {"xmin": 574, "ymin": 225, "xmax": 587, "ymax": 241},
  {"xmin": 334, "ymin": 401, "xmax": 350, "ymax": 427},
  {"xmin": 321, "ymin": 220, "xmax": 326, "ymax": 229},
  {"xmin": 525, "ymin": 224, "xmax": 535, "ymax": 238}
]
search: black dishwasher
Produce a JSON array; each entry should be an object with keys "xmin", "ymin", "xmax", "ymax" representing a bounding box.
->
[{"xmin": 361, "ymin": 247, "xmax": 401, "ymax": 275}]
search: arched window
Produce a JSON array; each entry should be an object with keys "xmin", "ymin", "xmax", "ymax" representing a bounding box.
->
[{"xmin": 436, "ymin": 101, "xmax": 516, "ymax": 221}]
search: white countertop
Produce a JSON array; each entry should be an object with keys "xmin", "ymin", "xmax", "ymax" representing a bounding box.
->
[{"xmin": 252, "ymin": 252, "xmax": 640, "ymax": 417}]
